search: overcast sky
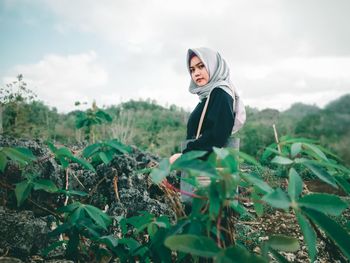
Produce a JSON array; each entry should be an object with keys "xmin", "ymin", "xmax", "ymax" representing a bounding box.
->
[{"xmin": 1, "ymin": 0, "xmax": 349, "ymax": 112}]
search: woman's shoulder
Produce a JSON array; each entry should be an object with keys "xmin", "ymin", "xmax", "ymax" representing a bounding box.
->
[{"xmin": 210, "ymin": 87, "xmax": 233, "ymax": 100}]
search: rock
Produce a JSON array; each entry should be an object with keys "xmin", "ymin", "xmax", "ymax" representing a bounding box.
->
[
  {"xmin": 253, "ymin": 247, "xmax": 261, "ymax": 253},
  {"xmin": 0, "ymin": 207, "xmax": 51, "ymax": 259},
  {"xmin": 0, "ymin": 258, "xmax": 23, "ymax": 263}
]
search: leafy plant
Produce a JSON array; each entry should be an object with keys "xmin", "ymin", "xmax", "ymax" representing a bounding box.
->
[
  {"xmin": 47, "ymin": 202, "xmax": 112, "ymax": 261},
  {"xmin": 14, "ymin": 173, "xmax": 58, "ymax": 206},
  {"xmin": 82, "ymin": 138, "xmax": 132, "ymax": 165},
  {"xmin": 75, "ymin": 101, "xmax": 112, "ymax": 143},
  {"xmin": 149, "ymin": 137, "xmax": 350, "ymax": 262},
  {"xmin": 47, "ymin": 142, "xmax": 95, "ymax": 172},
  {"xmin": 0, "ymin": 146, "xmax": 36, "ymax": 172}
]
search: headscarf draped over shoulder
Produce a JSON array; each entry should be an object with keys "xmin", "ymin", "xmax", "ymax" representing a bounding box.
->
[{"xmin": 187, "ymin": 47, "xmax": 234, "ymax": 101}]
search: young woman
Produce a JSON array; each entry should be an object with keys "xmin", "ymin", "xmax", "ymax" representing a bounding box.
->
[{"xmin": 170, "ymin": 47, "xmax": 236, "ymax": 164}]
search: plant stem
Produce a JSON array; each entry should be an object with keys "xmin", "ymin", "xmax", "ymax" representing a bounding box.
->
[{"xmin": 217, "ymin": 205, "xmax": 223, "ymax": 248}]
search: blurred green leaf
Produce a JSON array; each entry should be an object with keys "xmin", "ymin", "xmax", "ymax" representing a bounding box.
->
[
  {"xmin": 164, "ymin": 234, "xmax": 220, "ymax": 258},
  {"xmin": 15, "ymin": 180, "xmax": 33, "ymax": 206},
  {"xmin": 290, "ymin": 143, "xmax": 302, "ymax": 158},
  {"xmin": 150, "ymin": 158, "xmax": 170, "ymax": 185},
  {"xmin": 242, "ymin": 173, "xmax": 273, "ymax": 194},
  {"xmin": 267, "ymin": 235, "xmax": 299, "ymax": 252},
  {"xmin": 84, "ymin": 204, "xmax": 112, "ymax": 230},
  {"xmin": 271, "ymin": 156, "xmax": 293, "ymax": 165},
  {"xmin": 302, "ymin": 207, "xmax": 350, "ymax": 259},
  {"xmin": 0, "ymin": 153, "xmax": 7, "ymax": 172},
  {"xmin": 296, "ymin": 212, "xmax": 316, "ymax": 262},
  {"xmin": 262, "ymin": 188, "xmax": 290, "ymax": 209},
  {"xmin": 238, "ymin": 151, "xmax": 261, "ymax": 167},
  {"xmin": 33, "ymin": 179, "xmax": 58, "ymax": 193},
  {"xmin": 303, "ymin": 163, "xmax": 338, "ymax": 188},
  {"xmin": 298, "ymin": 193, "xmax": 348, "ymax": 216},
  {"xmin": 288, "ymin": 168, "xmax": 303, "ymax": 200},
  {"xmin": 216, "ymin": 245, "xmax": 267, "ymax": 263},
  {"xmin": 303, "ymin": 143, "xmax": 328, "ymax": 162}
]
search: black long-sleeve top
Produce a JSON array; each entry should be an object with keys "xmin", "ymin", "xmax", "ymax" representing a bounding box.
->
[{"xmin": 183, "ymin": 88, "xmax": 235, "ymax": 154}]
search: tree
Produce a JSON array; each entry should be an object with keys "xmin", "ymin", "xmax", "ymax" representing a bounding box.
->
[{"xmin": 0, "ymin": 74, "xmax": 37, "ymax": 134}]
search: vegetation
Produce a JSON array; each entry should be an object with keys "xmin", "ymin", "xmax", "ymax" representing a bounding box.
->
[
  {"xmin": 1, "ymin": 75, "xmax": 350, "ymax": 262},
  {"xmin": 1, "ymin": 135, "xmax": 349, "ymax": 262},
  {"xmin": 1, "ymin": 76, "xmax": 349, "ymax": 166}
]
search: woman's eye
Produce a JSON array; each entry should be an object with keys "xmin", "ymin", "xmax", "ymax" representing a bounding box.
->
[{"xmin": 199, "ymin": 64, "xmax": 204, "ymax": 69}]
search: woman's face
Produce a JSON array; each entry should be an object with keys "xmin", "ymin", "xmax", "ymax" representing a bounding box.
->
[{"xmin": 189, "ymin": 56, "xmax": 209, "ymax": 87}]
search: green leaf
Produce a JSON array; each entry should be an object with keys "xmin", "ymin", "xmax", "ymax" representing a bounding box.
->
[
  {"xmin": 252, "ymin": 191, "xmax": 264, "ymax": 217},
  {"xmin": 280, "ymin": 137, "xmax": 317, "ymax": 144},
  {"xmin": 70, "ymin": 156, "xmax": 95, "ymax": 172},
  {"xmin": 230, "ymin": 200, "xmax": 248, "ymax": 216},
  {"xmin": 262, "ymin": 188, "xmax": 290, "ymax": 209},
  {"xmin": 335, "ymin": 176, "xmax": 350, "ymax": 195},
  {"xmin": 209, "ymin": 183, "xmax": 221, "ymax": 219},
  {"xmin": 150, "ymin": 158, "xmax": 170, "ymax": 185},
  {"xmin": 82, "ymin": 143, "xmax": 101, "ymax": 158},
  {"xmin": 70, "ymin": 206, "xmax": 85, "ymax": 224},
  {"xmin": 106, "ymin": 139, "xmax": 131, "ymax": 154},
  {"xmin": 0, "ymin": 153, "xmax": 7, "ymax": 172},
  {"xmin": 213, "ymin": 147, "xmax": 229, "ymax": 158},
  {"xmin": 303, "ymin": 163, "xmax": 338, "ymax": 188},
  {"xmin": 288, "ymin": 168, "xmax": 303, "ymax": 200},
  {"xmin": 268, "ymin": 248, "xmax": 289, "ymax": 263},
  {"xmin": 238, "ymin": 151, "xmax": 261, "ymax": 167},
  {"xmin": 242, "ymin": 173, "xmax": 273, "ymax": 194},
  {"xmin": 40, "ymin": 240, "xmax": 67, "ymax": 257},
  {"xmin": 15, "ymin": 147, "xmax": 36, "ymax": 161},
  {"xmin": 84, "ymin": 204, "xmax": 112, "ymax": 230},
  {"xmin": 267, "ymin": 235, "xmax": 299, "ymax": 252},
  {"xmin": 57, "ymin": 202, "xmax": 81, "ymax": 213},
  {"xmin": 290, "ymin": 143, "xmax": 302, "ymax": 158},
  {"xmin": 99, "ymin": 151, "xmax": 110, "ymax": 164},
  {"xmin": 99, "ymin": 235, "xmax": 118, "ymax": 248},
  {"xmin": 15, "ymin": 180, "xmax": 33, "ymax": 206},
  {"xmin": 164, "ymin": 235, "xmax": 220, "ymax": 258},
  {"xmin": 261, "ymin": 145, "xmax": 279, "ymax": 161},
  {"xmin": 174, "ymin": 160, "xmax": 217, "ymax": 178},
  {"xmin": 58, "ymin": 156, "xmax": 69, "ymax": 168},
  {"xmin": 4, "ymin": 148, "xmax": 31, "ymax": 165},
  {"xmin": 56, "ymin": 189, "xmax": 88, "ymax": 196},
  {"xmin": 298, "ymin": 193, "xmax": 348, "ymax": 216},
  {"xmin": 33, "ymin": 179, "xmax": 58, "ymax": 193},
  {"xmin": 302, "ymin": 207, "xmax": 350, "ymax": 259},
  {"xmin": 96, "ymin": 110, "xmax": 113, "ymax": 122},
  {"xmin": 147, "ymin": 222, "xmax": 158, "ymax": 239},
  {"xmin": 303, "ymin": 143, "xmax": 328, "ymax": 162},
  {"xmin": 216, "ymin": 245, "xmax": 267, "ymax": 263},
  {"xmin": 55, "ymin": 147, "xmax": 73, "ymax": 158},
  {"xmin": 172, "ymin": 150, "xmax": 208, "ymax": 168},
  {"xmin": 271, "ymin": 156, "xmax": 293, "ymax": 165},
  {"xmin": 295, "ymin": 212, "xmax": 316, "ymax": 262}
]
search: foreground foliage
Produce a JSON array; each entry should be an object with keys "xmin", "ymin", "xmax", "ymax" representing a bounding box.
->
[{"xmin": 1, "ymin": 136, "xmax": 349, "ymax": 262}]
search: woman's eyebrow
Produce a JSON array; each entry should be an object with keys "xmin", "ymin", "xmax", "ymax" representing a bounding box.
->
[{"xmin": 190, "ymin": 62, "xmax": 203, "ymax": 68}]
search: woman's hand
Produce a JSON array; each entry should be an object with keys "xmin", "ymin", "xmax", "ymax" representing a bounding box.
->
[{"xmin": 169, "ymin": 153, "xmax": 182, "ymax": 164}]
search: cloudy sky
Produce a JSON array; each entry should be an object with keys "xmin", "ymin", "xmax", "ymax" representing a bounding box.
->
[{"xmin": 1, "ymin": 0, "xmax": 349, "ymax": 112}]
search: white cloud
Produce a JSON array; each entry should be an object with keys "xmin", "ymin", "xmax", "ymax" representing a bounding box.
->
[
  {"xmin": 1, "ymin": 0, "xmax": 349, "ymax": 112},
  {"xmin": 3, "ymin": 51, "xmax": 108, "ymax": 112}
]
